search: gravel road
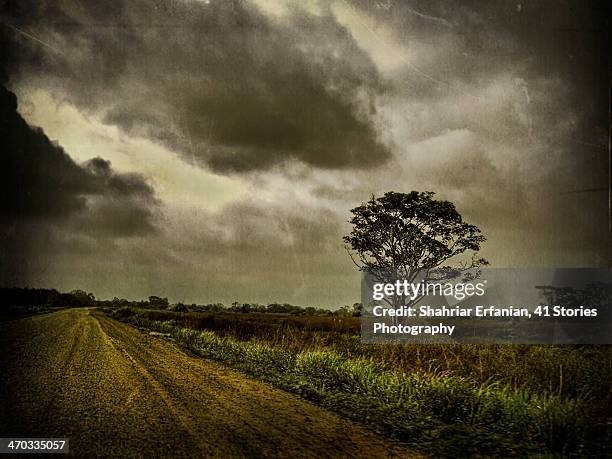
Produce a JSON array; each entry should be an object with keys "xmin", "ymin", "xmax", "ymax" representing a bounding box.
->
[{"xmin": 0, "ymin": 308, "xmax": 418, "ymax": 458}]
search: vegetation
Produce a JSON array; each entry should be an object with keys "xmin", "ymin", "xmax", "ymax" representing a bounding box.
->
[
  {"xmin": 111, "ymin": 306, "xmax": 611, "ymax": 457},
  {"xmin": 7, "ymin": 283, "xmax": 610, "ymax": 455},
  {"xmin": 0, "ymin": 287, "xmax": 361, "ymax": 316},
  {"xmin": 0, "ymin": 288, "xmax": 76, "ymax": 319},
  {"xmin": 344, "ymin": 191, "xmax": 488, "ymax": 310},
  {"xmin": 0, "ymin": 287, "xmax": 95, "ymax": 308}
]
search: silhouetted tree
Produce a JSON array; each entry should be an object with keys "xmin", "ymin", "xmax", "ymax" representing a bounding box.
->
[{"xmin": 344, "ymin": 191, "xmax": 488, "ymax": 309}]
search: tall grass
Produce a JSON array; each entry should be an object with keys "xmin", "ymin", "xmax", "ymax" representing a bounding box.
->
[
  {"xmin": 112, "ymin": 308, "xmax": 609, "ymax": 457},
  {"xmin": 117, "ymin": 307, "xmax": 612, "ymax": 401}
]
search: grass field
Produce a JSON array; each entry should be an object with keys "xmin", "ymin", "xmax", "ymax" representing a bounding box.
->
[{"xmin": 110, "ymin": 306, "xmax": 612, "ymax": 457}]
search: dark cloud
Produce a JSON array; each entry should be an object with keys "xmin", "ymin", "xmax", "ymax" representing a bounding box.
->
[
  {"xmin": 0, "ymin": 85, "xmax": 158, "ymax": 234},
  {"xmin": 0, "ymin": 82, "xmax": 159, "ymax": 286},
  {"xmin": 2, "ymin": 0, "xmax": 390, "ymax": 173},
  {"xmin": 348, "ymin": 0, "xmax": 608, "ymax": 183},
  {"xmin": 348, "ymin": 0, "xmax": 610, "ymax": 262},
  {"xmin": 0, "ymin": 86, "xmax": 87, "ymax": 219},
  {"xmin": 359, "ymin": 0, "xmax": 609, "ymax": 148},
  {"xmin": 0, "ymin": 0, "xmax": 609, "ymax": 301},
  {"xmin": 353, "ymin": 0, "xmax": 609, "ymax": 81},
  {"xmin": 0, "ymin": 195, "xmax": 355, "ymax": 306}
]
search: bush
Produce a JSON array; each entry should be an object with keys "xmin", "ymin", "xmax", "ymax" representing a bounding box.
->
[{"xmin": 170, "ymin": 303, "xmax": 189, "ymax": 312}]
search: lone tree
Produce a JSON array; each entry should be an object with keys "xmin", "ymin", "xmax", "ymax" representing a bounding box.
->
[{"xmin": 344, "ymin": 191, "xmax": 488, "ymax": 309}]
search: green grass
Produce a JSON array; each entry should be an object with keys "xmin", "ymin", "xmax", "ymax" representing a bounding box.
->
[
  {"xmin": 114, "ymin": 307, "xmax": 612, "ymax": 401},
  {"xmin": 111, "ymin": 307, "xmax": 611, "ymax": 457}
]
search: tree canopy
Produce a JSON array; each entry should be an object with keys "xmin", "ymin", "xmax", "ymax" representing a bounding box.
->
[{"xmin": 344, "ymin": 191, "xmax": 488, "ymax": 290}]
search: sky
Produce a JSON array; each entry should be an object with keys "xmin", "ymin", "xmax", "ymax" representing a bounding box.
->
[{"xmin": 1, "ymin": 0, "xmax": 610, "ymax": 307}]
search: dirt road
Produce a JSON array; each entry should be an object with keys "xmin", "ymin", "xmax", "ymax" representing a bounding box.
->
[{"xmin": 0, "ymin": 309, "xmax": 417, "ymax": 458}]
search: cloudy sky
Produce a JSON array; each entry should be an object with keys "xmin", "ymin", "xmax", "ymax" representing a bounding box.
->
[{"xmin": 1, "ymin": 0, "xmax": 609, "ymax": 307}]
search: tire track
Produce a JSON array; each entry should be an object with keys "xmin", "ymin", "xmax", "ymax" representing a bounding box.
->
[
  {"xmin": 1, "ymin": 309, "xmax": 421, "ymax": 458},
  {"xmin": 96, "ymin": 316, "xmax": 208, "ymax": 451}
]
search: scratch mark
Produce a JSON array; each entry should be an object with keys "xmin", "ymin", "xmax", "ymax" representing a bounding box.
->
[
  {"xmin": 404, "ymin": 5, "xmax": 452, "ymax": 28},
  {"xmin": 515, "ymin": 78, "xmax": 533, "ymax": 137},
  {"xmin": 564, "ymin": 187, "xmax": 608, "ymax": 194},
  {"xmin": 279, "ymin": 215, "xmax": 307, "ymax": 297},
  {"xmin": 4, "ymin": 23, "xmax": 66, "ymax": 57},
  {"xmin": 340, "ymin": 0, "xmax": 447, "ymax": 86}
]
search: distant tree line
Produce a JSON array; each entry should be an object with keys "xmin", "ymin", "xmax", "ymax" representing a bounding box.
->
[
  {"xmin": 0, "ymin": 287, "xmax": 96, "ymax": 308},
  {"xmin": 0, "ymin": 287, "xmax": 363, "ymax": 317}
]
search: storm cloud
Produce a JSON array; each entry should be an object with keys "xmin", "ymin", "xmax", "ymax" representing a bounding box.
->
[
  {"xmin": 0, "ymin": 83, "xmax": 160, "ymax": 285},
  {"xmin": 0, "ymin": 85, "xmax": 158, "ymax": 233},
  {"xmin": 0, "ymin": 0, "xmax": 609, "ymax": 306},
  {"xmin": 2, "ymin": 0, "xmax": 390, "ymax": 173}
]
